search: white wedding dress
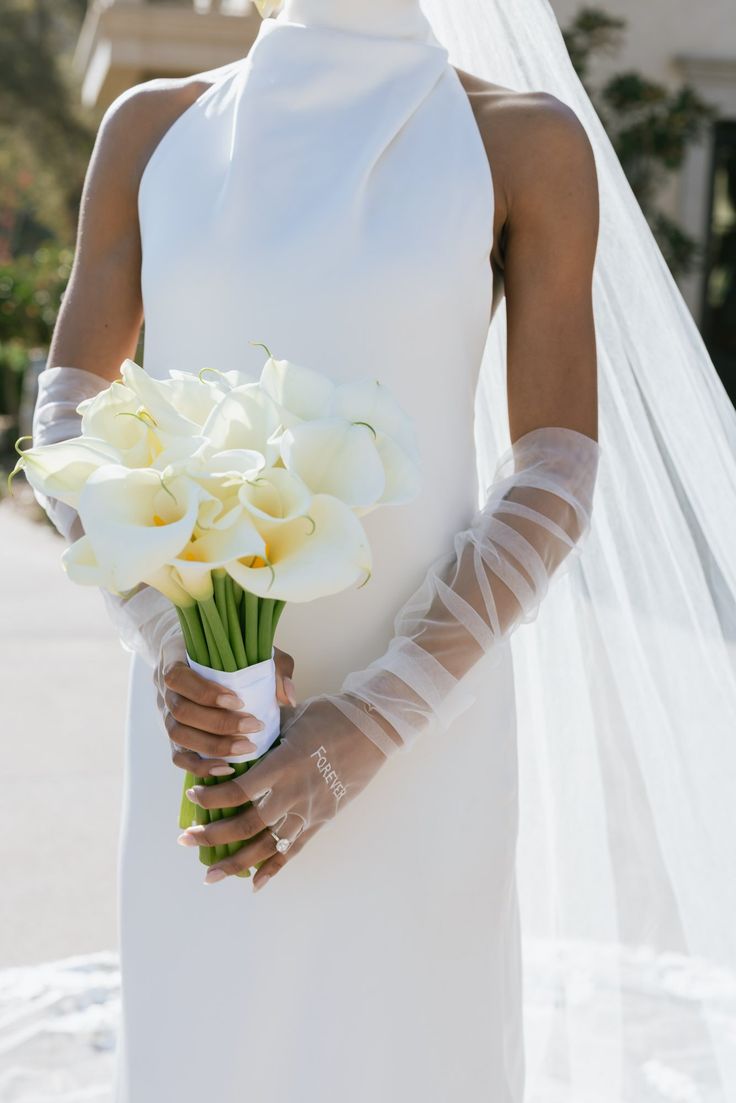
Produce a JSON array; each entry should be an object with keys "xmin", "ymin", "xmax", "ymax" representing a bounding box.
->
[{"xmin": 114, "ymin": 3, "xmax": 525, "ymax": 1099}]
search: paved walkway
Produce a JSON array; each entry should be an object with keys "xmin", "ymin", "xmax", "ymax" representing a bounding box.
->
[{"xmin": 0, "ymin": 500, "xmax": 130, "ymax": 969}]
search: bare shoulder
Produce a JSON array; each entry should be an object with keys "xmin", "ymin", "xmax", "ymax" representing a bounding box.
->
[
  {"xmin": 453, "ymin": 67, "xmax": 598, "ymax": 253},
  {"xmin": 93, "ymin": 75, "xmax": 216, "ymax": 199}
]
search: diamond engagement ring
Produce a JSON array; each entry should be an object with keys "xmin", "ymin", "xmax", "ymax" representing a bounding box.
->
[{"xmin": 270, "ymin": 829, "xmax": 291, "ymax": 854}]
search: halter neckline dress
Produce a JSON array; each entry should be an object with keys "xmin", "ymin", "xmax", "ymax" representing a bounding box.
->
[{"xmin": 117, "ymin": 3, "xmax": 524, "ymax": 1099}]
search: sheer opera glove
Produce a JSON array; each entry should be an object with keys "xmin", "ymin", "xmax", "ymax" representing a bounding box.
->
[
  {"xmin": 194, "ymin": 425, "xmax": 600, "ymax": 870},
  {"xmin": 30, "ymin": 365, "xmax": 185, "ymax": 677},
  {"xmin": 337, "ymin": 425, "xmax": 601, "ymax": 749}
]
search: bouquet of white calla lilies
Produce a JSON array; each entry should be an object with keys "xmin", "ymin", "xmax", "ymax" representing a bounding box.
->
[{"xmin": 12, "ymin": 346, "xmax": 421, "ymax": 871}]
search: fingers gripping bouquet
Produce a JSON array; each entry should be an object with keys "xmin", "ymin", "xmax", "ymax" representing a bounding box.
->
[{"xmin": 13, "ymin": 348, "xmax": 423, "ymax": 874}]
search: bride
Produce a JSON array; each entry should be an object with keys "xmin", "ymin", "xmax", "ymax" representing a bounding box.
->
[{"xmin": 28, "ymin": 1, "xmax": 736, "ymax": 1101}]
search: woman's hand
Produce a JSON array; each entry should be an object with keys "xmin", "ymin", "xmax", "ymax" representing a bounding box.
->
[
  {"xmin": 155, "ymin": 641, "xmax": 297, "ymax": 778},
  {"xmin": 176, "ymin": 692, "xmax": 392, "ymax": 890}
]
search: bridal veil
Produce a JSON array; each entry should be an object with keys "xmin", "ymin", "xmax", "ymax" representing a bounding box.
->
[{"xmin": 414, "ymin": 0, "xmax": 736, "ymax": 1098}]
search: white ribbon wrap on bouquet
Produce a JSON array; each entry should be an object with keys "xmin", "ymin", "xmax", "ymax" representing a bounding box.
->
[{"xmin": 186, "ymin": 650, "xmax": 281, "ymax": 763}]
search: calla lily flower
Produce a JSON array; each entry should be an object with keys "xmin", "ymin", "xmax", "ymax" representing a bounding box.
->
[
  {"xmin": 259, "ymin": 356, "xmax": 335, "ymax": 426},
  {"xmin": 367, "ymin": 434, "xmax": 423, "ymax": 510},
  {"xmin": 279, "ymin": 417, "xmax": 386, "ymax": 508},
  {"xmin": 328, "ymin": 378, "xmax": 421, "ymax": 461},
  {"xmin": 150, "ymin": 435, "xmax": 215, "ymax": 474},
  {"xmin": 181, "ymin": 448, "xmax": 268, "ymax": 530},
  {"xmin": 191, "ymin": 448, "xmax": 267, "ymax": 482},
  {"xmin": 227, "ymin": 493, "xmax": 371, "ymax": 602},
  {"xmin": 254, "ymin": 0, "xmax": 283, "ymax": 19},
  {"xmin": 120, "ymin": 359, "xmax": 206, "ymax": 437},
  {"xmin": 201, "ymin": 383, "xmax": 282, "ymax": 462},
  {"xmin": 78, "ymin": 381, "xmax": 163, "ymax": 467},
  {"xmin": 61, "ymin": 534, "xmax": 115, "ymax": 589},
  {"xmin": 15, "ymin": 437, "xmax": 120, "ymax": 507},
  {"xmin": 62, "ymin": 542, "xmax": 195, "ymax": 608},
  {"xmin": 73, "ymin": 465, "xmax": 206, "ymax": 592},
  {"xmin": 238, "ymin": 465, "xmax": 313, "ymax": 526},
  {"xmin": 176, "ymin": 367, "xmax": 256, "ymax": 392},
  {"xmin": 171, "ymin": 511, "xmax": 267, "ymax": 601},
  {"xmin": 157, "ymin": 369, "xmax": 230, "ymax": 425},
  {"xmin": 143, "ymin": 564, "xmax": 198, "ymax": 607}
]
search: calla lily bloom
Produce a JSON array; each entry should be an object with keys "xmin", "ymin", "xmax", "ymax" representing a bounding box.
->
[
  {"xmin": 14, "ymin": 437, "xmax": 120, "ymax": 507},
  {"xmin": 259, "ymin": 356, "xmax": 335, "ymax": 426},
  {"xmin": 369, "ymin": 433, "xmax": 423, "ymax": 508},
  {"xmin": 191, "ymin": 448, "xmax": 267, "ymax": 483},
  {"xmin": 120, "ymin": 359, "xmax": 208, "ymax": 437},
  {"xmin": 150, "ymin": 435, "xmax": 214, "ymax": 474},
  {"xmin": 143, "ymin": 564, "xmax": 198, "ymax": 607},
  {"xmin": 177, "ymin": 367, "xmax": 256, "ymax": 392},
  {"xmin": 78, "ymin": 382, "xmax": 163, "ymax": 468},
  {"xmin": 61, "ymin": 534, "xmax": 115, "ymax": 589},
  {"xmin": 202, "ymin": 383, "xmax": 282, "ymax": 463},
  {"xmin": 73, "ymin": 465, "xmax": 205, "ymax": 592},
  {"xmin": 183, "ymin": 448, "xmax": 268, "ymax": 531},
  {"xmin": 280, "ymin": 417, "xmax": 386, "ymax": 508},
  {"xmin": 254, "ymin": 0, "xmax": 283, "ymax": 16},
  {"xmin": 62, "ymin": 542, "xmax": 195, "ymax": 608},
  {"xmin": 227, "ymin": 493, "xmax": 371, "ymax": 602},
  {"xmin": 329, "ymin": 377, "xmax": 421, "ymax": 461},
  {"xmin": 238, "ymin": 465, "xmax": 313, "ymax": 526},
  {"xmin": 171, "ymin": 511, "xmax": 267, "ymax": 601}
]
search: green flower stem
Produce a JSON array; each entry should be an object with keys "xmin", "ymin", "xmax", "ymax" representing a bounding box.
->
[
  {"xmin": 272, "ymin": 599, "xmax": 286, "ymax": 634},
  {"xmin": 220, "ymin": 760, "xmax": 250, "ymax": 863},
  {"xmin": 200, "ymin": 597, "xmax": 236, "ymax": 671},
  {"xmin": 176, "ymin": 605, "xmax": 211, "ymax": 835},
  {"xmin": 179, "ymin": 605, "xmax": 209, "ymax": 666},
  {"xmin": 213, "ymin": 570, "xmax": 229, "ymax": 631},
  {"xmin": 195, "ymin": 776, "xmax": 215, "ymax": 866},
  {"xmin": 224, "ymin": 576, "xmax": 247, "ymax": 669},
  {"xmin": 231, "ymin": 579, "xmax": 244, "ymax": 609},
  {"xmin": 178, "ymin": 769, "xmax": 198, "ymax": 830},
  {"xmin": 200, "ymin": 608, "xmax": 222, "ymax": 669},
  {"xmin": 205, "ymin": 779, "xmax": 230, "ymax": 863},
  {"xmin": 258, "ymin": 598, "xmax": 274, "ymax": 662},
  {"xmin": 243, "ymin": 590, "xmax": 259, "ymax": 666},
  {"xmin": 176, "ymin": 607, "xmax": 195, "ymax": 659}
]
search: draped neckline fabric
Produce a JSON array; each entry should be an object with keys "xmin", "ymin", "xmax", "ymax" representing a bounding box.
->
[{"xmin": 121, "ymin": 4, "xmax": 525, "ymax": 1102}]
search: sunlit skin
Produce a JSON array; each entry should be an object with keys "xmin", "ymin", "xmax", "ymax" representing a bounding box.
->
[{"xmin": 45, "ymin": 51, "xmax": 598, "ymax": 890}]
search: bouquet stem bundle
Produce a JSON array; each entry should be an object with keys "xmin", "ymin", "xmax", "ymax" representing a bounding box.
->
[{"xmin": 175, "ymin": 568, "xmax": 286, "ymax": 876}]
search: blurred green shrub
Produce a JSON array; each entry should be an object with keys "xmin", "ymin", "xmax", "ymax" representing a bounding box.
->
[{"xmin": 0, "ymin": 242, "xmax": 72, "ymax": 427}]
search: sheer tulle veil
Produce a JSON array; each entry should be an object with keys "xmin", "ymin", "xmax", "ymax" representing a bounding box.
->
[{"xmin": 413, "ymin": 0, "xmax": 736, "ymax": 1098}]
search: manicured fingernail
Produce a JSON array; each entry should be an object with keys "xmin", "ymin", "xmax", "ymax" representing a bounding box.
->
[
  {"xmin": 177, "ymin": 832, "xmax": 198, "ymax": 847},
  {"xmin": 253, "ymin": 875, "xmax": 271, "ymax": 892},
  {"xmin": 284, "ymin": 677, "xmax": 297, "ymax": 706},
  {"xmin": 238, "ymin": 717, "xmax": 264, "ymax": 733},
  {"xmin": 209, "ymin": 765, "xmax": 235, "ymax": 776},
  {"xmin": 231, "ymin": 738, "xmax": 256, "ymax": 754},
  {"xmin": 217, "ymin": 693, "xmax": 243, "ymax": 710},
  {"xmin": 186, "ymin": 786, "xmax": 204, "ymax": 802},
  {"xmin": 204, "ymin": 868, "xmax": 227, "ymax": 884}
]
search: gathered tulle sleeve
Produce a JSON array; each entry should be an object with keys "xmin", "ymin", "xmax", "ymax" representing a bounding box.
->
[
  {"xmin": 332, "ymin": 424, "xmax": 602, "ymax": 750},
  {"xmin": 234, "ymin": 425, "xmax": 601, "ymax": 848},
  {"xmin": 30, "ymin": 365, "xmax": 183, "ymax": 672}
]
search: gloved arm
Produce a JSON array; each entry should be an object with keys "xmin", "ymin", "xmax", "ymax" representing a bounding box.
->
[
  {"xmin": 30, "ymin": 364, "xmax": 185, "ymax": 675},
  {"xmin": 337, "ymin": 424, "xmax": 601, "ymax": 747},
  {"xmin": 179, "ymin": 424, "xmax": 601, "ymax": 880}
]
